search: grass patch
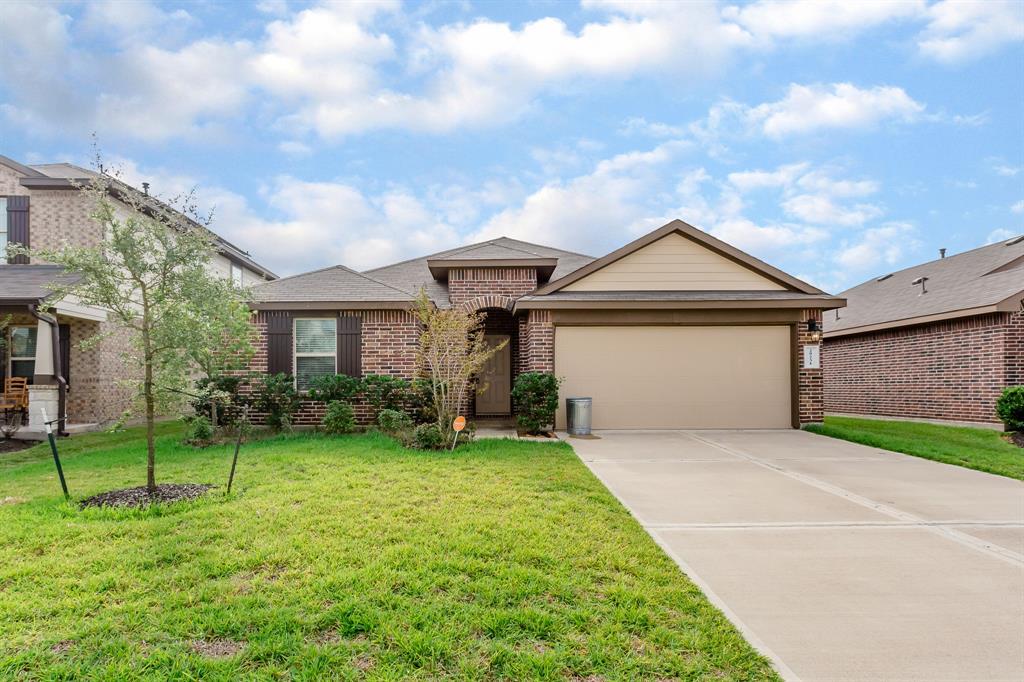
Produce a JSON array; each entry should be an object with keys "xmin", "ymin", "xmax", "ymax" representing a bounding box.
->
[
  {"xmin": 0, "ymin": 426, "xmax": 776, "ymax": 680},
  {"xmin": 806, "ymin": 416, "xmax": 1023, "ymax": 480}
]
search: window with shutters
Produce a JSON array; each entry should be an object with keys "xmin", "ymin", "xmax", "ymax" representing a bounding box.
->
[
  {"xmin": 293, "ymin": 318, "xmax": 336, "ymax": 391},
  {"xmin": 0, "ymin": 197, "xmax": 7, "ymax": 255}
]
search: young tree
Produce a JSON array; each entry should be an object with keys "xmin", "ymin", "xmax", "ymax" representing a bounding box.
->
[
  {"xmin": 412, "ymin": 289, "xmax": 506, "ymax": 433},
  {"xmin": 14, "ymin": 168, "xmax": 253, "ymax": 492}
]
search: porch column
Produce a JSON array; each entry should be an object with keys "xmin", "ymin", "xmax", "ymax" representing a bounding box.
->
[{"xmin": 33, "ymin": 319, "xmax": 56, "ymax": 384}]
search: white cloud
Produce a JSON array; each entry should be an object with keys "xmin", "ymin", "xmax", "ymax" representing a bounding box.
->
[
  {"xmin": 728, "ymin": 163, "xmax": 809, "ymax": 191},
  {"xmin": 746, "ymin": 83, "xmax": 924, "ymax": 138},
  {"xmin": 994, "ymin": 164, "xmax": 1021, "ymax": 177},
  {"xmin": 620, "ymin": 116, "xmax": 685, "ymax": 138},
  {"xmin": 725, "ymin": 0, "xmax": 924, "ymax": 41},
  {"xmin": 1012, "ymin": 200, "xmax": 1024, "ymax": 214},
  {"xmin": 986, "ymin": 228, "xmax": 1018, "ymax": 244},
  {"xmin": 782, "ymin": 194, "xmax": 882, "ymax": 226},
  {"xmin": 918, "ymin": 0, "xmax": 1024, "ymax": 64},
  {"xmin": 278, "ymin": 140, "xmax": 313, "ymax": 157},
  {"xmin": 835, "ymin": 222, "xmax": 917, "ymax": 271}
]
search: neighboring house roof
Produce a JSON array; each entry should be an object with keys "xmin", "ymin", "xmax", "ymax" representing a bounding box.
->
[
  {"xmin": 251, "ymin": 264, "xmax": 416, "ymax": 309},
  {"xmin": 0, "ymin": 265, "xmax": 80, "ymax": 304},
  {"xmin": 0, "ymin": 156, "xmax": 276, "ymax": 281},
  {"xmin": 366, "ymin": 237, "xmax": 595, "ymax": 307},
  {"xmin": 825, "ymin": 235, "xmax": 1024, "ymax": 337}
]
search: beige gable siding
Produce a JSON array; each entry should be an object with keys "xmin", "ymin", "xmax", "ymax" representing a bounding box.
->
[{"xmin": 563, "ymin": 232, "xmax": 786, "ymax": 291}]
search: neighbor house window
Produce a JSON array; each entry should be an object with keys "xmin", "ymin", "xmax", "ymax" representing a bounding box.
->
[
  {"xmin": 8, "ymin": 326, "xmax": 37, "ymax": 382},
  {"xmin": 230, "ymin": 262, "xmax": 243, "ymax": 286},
  {"xmin": 0, "ymin": 197, "xmax": 7, "ymax": 255},
  {"xmin": 294, "ymin": 318, "xmax": 336, "ymax": 391}
]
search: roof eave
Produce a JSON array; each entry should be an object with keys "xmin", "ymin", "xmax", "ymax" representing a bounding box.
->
[
  {"xmin": 824, "ymin": 295, "xmax": 1023, "ymax": 338},
  {"xmin": 514, "ymin": 296, "xmax": 846, "ymax": 312},
  {"xmin": 250, "ymin": 300, "xmax": 414, "ymax": 311}
]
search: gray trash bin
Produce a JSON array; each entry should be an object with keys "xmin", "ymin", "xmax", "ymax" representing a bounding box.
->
[{"xmin": 565, "ymin": 397, "xmax": 592, "ymax": 436}]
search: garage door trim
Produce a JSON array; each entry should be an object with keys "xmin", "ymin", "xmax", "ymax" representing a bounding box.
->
[{"xmin": 553, "ymin": 320, "xmax": 799, "ymax": 429}]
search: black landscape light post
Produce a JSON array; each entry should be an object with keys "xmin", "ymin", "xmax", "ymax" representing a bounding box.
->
[{"xmin": 41, "ymin": 408, "xmax": 69, "ymax": 500}]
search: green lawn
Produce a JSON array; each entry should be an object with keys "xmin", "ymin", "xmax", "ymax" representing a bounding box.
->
[
  {"xmin": 806, "ymin": 416, "xmax": 1023, "ymax": 480},
  {"xmin": 0, "ymin": 425, "xmax": 776, "ymax": 681}
]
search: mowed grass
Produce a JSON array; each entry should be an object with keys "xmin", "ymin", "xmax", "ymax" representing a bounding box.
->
[
  {"xmin": 0, "ymin": 425, "xmax": 777, "ymax": 681},
  {"xmin": 806, "ymin": 416, "xmax": 1024, "ymax": 480}
]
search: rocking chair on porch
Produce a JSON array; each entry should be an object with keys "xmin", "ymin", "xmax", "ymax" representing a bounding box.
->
[{"xmin": 0, "ymin": 377, "xmax": 29, "ymax": 414}]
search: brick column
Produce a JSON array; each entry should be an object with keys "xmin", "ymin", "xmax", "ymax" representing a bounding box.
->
[
  {"xmin": 798, "ymin": 308, "xmax": 824, "ymax": 425},
  {"xmin": 522, "ymin": 310, "xmax": 554, "ymax": 373}
]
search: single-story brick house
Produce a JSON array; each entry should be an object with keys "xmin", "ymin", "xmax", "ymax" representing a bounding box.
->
[
  {"xmin": 250, "ymin": 220, "xmax": 845, "ymax": 429},
  {"xmin": 823, "ymin": 235, "xmax": 1024, "ymax": 428}
]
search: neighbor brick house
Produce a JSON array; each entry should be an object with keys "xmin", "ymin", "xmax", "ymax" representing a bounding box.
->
[
  {"xmin": 823, "ymin": 235, "xmax": 1024, "ymax": 427},
  {"xmin": 0, "ymin": 155, "xmax": 276, "ymax": 435},
  {"xmin": 250, "ymin": 220, "xmax": 845, "ymax": 429}
]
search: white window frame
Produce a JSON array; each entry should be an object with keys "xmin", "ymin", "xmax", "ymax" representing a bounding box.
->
[
  {"xmin": 292, "ymin": 317, "xmax": 337, "ymax": 392},
  {"xmin": 230, "ymin": 262, "xmax": 243, "ymax": 286},
  {"xmin": 8, "ymin": 325, "xmax": 37, "ymax": 381}
]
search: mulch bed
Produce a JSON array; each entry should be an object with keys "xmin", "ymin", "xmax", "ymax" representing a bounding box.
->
[
  {"xmin": 0, "ymin": 439, "xmax": 33, "ymax": 454},
  {"xmin": 80, "ymin": 483, "xmax": 214, "ymax": 509}
]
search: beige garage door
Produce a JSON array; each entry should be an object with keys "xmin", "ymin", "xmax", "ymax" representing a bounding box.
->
[{"xmin": 555, "ymin": 325, "xmax": 792, "ymax": 429}]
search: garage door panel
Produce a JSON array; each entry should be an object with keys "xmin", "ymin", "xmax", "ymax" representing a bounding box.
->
[{"xmin": 555, "ymin": 326, "xmax": 791, "ymax": 429}]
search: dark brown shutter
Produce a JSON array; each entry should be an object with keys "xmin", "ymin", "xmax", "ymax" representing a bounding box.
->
[
  {"xmin": 7, "ymin": 195, "xmax": 29, "ymax": 264},
  {"xmin": 337, "ymin": 314, "xmax": 362, "ymax": 377},
  {"xmin": 59, "ymin": 324, "xmax": 71, "ymax": 386},
  {"xmin": 265, "ymin": 311, "xmax": 293, "ymax": 376}
]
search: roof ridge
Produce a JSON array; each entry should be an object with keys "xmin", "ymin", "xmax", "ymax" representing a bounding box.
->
[
  {"xmin": 493, "ymin": 236, "xmax": 595, "ymax": 259},
  {"xmin": 255, "ymin": 263, "xmax": 350, "ymax": 287}
]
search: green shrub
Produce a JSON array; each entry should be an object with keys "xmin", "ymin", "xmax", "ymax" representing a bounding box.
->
[
  {"xmin": 407, "ymin": 378, "xmax": 437, "ymax": 424},
  {"xmin": 191, "ymin": 374, "xmax": 243, "ymax": 427},
  {"xmin": 183, "ymin": 414, "xmax": 214, "ymax": 445},
  {"xmin": 411, "ymin": 423, "xmax": 445, "ymax": 450},
  {"xmin": 252, "ymin": 373, "xmax": 301, "ymax": 432},
  {"xmin": 378, "ymin": 408, "xmax": 413, "ymax": 434},
  {"xmin": 308, "ymin": 374, "xmax": 362, "ymax": 404},
  {"xmin": 511, "ymin": 372, "xmax": 561, "ymax": 434},
  {"xmin": 321, "ymin": 401, "xmax": 357, "ymax": 435},
  {"xmin": 362, "ymin": 374, "xmax": 409, "ymax": 418},
  {"xmin": 996, "ymin": 386, "xmax": 1024, "ymax": 431}
]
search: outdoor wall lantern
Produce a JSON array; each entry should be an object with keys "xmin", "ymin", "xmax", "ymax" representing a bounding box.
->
[{"xmin": 807, "ymin": 319, "xmax": 822, "ymax": 343}]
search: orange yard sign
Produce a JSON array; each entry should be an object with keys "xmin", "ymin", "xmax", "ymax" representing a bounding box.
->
[{"xmin": 452, "ymin": 416, "xmax": 467, "ymax": 432}]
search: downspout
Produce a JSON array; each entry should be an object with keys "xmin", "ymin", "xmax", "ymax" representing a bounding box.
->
[{"xmin": 28, "ymin": 304, "xmax": 68, "ymax": 436}]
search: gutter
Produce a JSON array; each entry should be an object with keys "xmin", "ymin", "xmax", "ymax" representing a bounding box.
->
[{"xmin": 28, "ymin": 304, "xmax": 68, "ymax": 436}]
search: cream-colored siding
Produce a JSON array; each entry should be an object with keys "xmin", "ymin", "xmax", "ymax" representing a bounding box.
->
[
  {"xmin": 563, "ymin": 232, "xmax": 786, "ymax": 291},
  {"xmin": 555, "ymin": 325, "xmax": 792, "ymax": 429}
]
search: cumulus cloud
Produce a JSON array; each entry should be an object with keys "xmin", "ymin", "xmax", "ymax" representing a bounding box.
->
[
  {"xmin": 835, "ymin": 222, "xmax": 917, "ymax": 271},
  {"xmin": 1012, "ymin": 200, "xmax": 1024, "ymax": 214},
  {"xmin": 746, "ymin": 83, "xmax": 924, "ymax": 138},
  {"xmin": 724, "ymin": 0, "xmax": 924, "ymax": 41},
  {"xmin": 917, "ymin": 0, "xmax": 1024, "ymax": 64},
  {"xmin": 986, "ymin": 228, "xmax": 1019, "ymax": 244}
]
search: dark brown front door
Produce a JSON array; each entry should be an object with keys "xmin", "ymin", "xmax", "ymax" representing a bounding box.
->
[{"xmin": 476, "ymin": 334, "xmax": 511, "ymax": 415}]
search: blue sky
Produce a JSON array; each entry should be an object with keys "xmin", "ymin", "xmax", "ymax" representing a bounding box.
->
[{"xmin": 0, "ymin": 1, "xmax": 1021, "ymax": 291}]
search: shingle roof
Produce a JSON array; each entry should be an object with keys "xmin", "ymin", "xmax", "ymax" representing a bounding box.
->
[
  {"xmin": 0, "ymin": 265, "xmax": 81, "ymax": 302},
  {"xmin": 20, "ymin": 161, "xmax": 276, "ymax": 281},
  {"xmin": 365, "ymin": 237, "xmax": 595, "ymax": 307},
  {"xmin": 251, "ymin": 264, "xmax": 415, "ymax": 305},
  {"xmin": 825, "ymin": 236, "xmax": 1024, "ymax": 335}
]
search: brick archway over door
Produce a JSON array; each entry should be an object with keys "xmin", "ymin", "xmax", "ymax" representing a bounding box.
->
[{"xmin": 458, "ymin": 295, "xmax": 515, "ymax": 313}]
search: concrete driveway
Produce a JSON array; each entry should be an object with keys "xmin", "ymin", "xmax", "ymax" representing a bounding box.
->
[{"xmin": 568, "ymin": 430, "xmax": 1024, "ymax": 681}]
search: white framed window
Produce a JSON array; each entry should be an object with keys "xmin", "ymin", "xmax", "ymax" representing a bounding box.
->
[
  {"xmin": 293, "ymin": 318, "xmax": 336, "ymax": 391},
  {"xmin": 0, "ymin": 197, "xmax": 7, "ymax": 255},
  {"xmin": 230, "ymin": 262, "xmax": 243, "ymax": 286},
  {"xmin": 8, "ymin": 326, "xmax": 37, "ymax": 382}
]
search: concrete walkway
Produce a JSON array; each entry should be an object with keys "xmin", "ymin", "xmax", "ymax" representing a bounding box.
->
[{"xmin": 567, "ymin": 430, "xmax": 1024, "ymax": 681}]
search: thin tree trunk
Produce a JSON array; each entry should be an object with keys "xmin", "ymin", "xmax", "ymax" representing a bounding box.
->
[{"xmin": 142, "ymin": 320, "xmax": 156, "ymax": 493}]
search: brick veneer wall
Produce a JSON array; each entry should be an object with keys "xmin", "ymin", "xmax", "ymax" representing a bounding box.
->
[
  {"xmin": 521, "ymin": 310, "xmax": 554, "ymax": 373},
  {"xmin": 823, "ymin": 311, "xmax": 1023, "ymax": 424},
  {"xmin": 797, "ymin": 309, "xmax": 824, "ymax": 425},
  {"xmin": 448, "ymin": 267, "xmax": 537, "ymax": 307},
  {"xmin": 247, "ymin": 309, "xmax": 420, "ymax": 426}
]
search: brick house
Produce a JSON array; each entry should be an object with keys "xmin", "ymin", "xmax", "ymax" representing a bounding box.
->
[
  {"xmin": 0, "ymin": 155, "xmax": 276, "ymax": 435},
  {"xmin": 250, "ymin": 220, "xmax": 845, "ymax": 429},
  {"xmin": 823, "ymin": 235, "xmax": 1024, "ymax": 428}
]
